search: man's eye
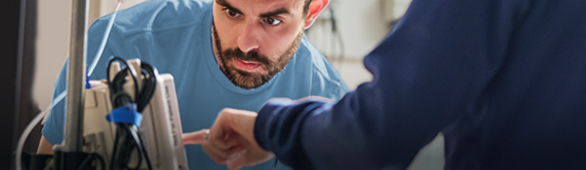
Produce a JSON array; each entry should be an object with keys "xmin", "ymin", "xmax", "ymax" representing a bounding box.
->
[
  {"xmin": 224, "ymin": 8, "xmax": 241, "ymax": 18},
  {"xmin": 263, "ymin": 18, "xmax": 282, "ymax": 26}
]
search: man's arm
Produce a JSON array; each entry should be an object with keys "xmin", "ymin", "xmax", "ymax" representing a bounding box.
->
[
  {"xmin": 37, "ymin": 136, "xmax": 54, "ymax": 155},
  {"xmin": 253, "ymin": 0, "xmax": 525, "ymax": 169}
]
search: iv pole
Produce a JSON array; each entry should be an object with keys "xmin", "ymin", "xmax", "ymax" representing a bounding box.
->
[
  {"xmin": 64, "ymin": 0, "xmax": 88, "ymax": 153},
  {"xmin": 59, "ymin": 0, "xmax": 89, "ymax": 168}
]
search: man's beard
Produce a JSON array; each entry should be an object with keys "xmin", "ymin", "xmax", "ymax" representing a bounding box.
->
[{"xmin": 213, "ymin": 25, "xmax": 304, "ymax": 89}]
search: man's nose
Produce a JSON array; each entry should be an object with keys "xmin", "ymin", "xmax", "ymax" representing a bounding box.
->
[{"xmin": 237, "ymin": 21, "xmax": 261, "ymax": 53}]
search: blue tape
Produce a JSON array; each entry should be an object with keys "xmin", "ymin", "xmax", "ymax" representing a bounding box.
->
[
  {"xmin": 106, "ymin": 104, "xmax": 143, "ymax": 127},
  {"xmin": 86, "ymin": 72, "xmax": 92, "ymax": 89}
]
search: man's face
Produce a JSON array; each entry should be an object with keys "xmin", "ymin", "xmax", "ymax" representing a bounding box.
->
[{"xmin": 213, "ymin": 0, "xmax": 308, "ymax": 89}]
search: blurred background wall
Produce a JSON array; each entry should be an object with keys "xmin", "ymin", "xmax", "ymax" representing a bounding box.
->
[{"xmin": 29, "ymin": 0, "xmax": 444, "ymax": 169}]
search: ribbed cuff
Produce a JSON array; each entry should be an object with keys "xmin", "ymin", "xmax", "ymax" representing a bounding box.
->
[{"xmin": 254, "ymin": 99, "xmax": 295, "ymax": 152}]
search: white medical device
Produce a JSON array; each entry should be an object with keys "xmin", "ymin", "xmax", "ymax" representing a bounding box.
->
[
  {"xmin": 15, "ymin": 2, "xmax": 190, "ymax": 169},
  {"xmin": 81, "ymin": 58, "xmax": 188, "ymax": 170}
]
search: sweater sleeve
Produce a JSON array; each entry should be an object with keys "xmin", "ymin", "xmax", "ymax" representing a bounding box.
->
[{"xmin": 254, "ymin": 0, "xmax": 526, "ymax": 169}]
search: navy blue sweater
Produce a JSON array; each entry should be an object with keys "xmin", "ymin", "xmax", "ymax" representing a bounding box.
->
[{"xmin": 254, "ymin": 0, "xmax": 586, "ymax": 169}]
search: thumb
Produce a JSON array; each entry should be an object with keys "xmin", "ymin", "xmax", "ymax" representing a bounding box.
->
[
  {"xmin": 226, "ymin": 150, "xmax": 274, "ymax": 170},
  {"xmin": 226, "ymin": 152, "xmax": 246, "ymax": 170},
  {"xmin": 182, "ymin": 129, "xmax": 208, "ymax": 145}
]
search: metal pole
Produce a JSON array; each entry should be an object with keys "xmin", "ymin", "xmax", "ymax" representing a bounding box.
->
[{"xmin": 63, "ymin": 0, "xmax": 88, "ymax": 153}]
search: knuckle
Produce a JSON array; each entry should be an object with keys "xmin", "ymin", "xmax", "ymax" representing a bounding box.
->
[
  {"xmin": 221, "ymin": 108, "xmax": 234, "ymax": 113},
  {"xmin": 212, "ymin": 157, "xmax": 227, "ymax": 164}
]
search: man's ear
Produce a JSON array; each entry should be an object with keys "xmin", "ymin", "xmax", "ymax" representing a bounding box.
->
[{"xmin": 304, "ymin": 0, "xmax": 329, "ymax": 29}]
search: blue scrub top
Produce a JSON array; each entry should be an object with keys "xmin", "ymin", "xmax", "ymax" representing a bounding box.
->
[{"xmin": 42, "ymin": 0, "xmax": 349, "ymax": 169}]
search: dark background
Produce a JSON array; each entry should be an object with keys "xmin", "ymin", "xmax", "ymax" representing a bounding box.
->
[{"xmin": 1, "ymin": 0, "xmax": 42, "ymax": 169}]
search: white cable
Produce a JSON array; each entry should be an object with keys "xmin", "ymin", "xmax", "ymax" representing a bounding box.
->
[
  {"xmin": 15, "ymin": 1, "xmax": 122, "ymax": 170},
  {"xmin": 15, "ymin": 91, "xmax": 65, "ymax": 170},
  {"xmin": 88, "ymin": 1, "xmax": 122, "ymax": 76}
]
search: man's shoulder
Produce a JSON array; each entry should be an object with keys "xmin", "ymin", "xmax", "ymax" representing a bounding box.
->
[
  {"xmin": 296, "ymin": 36, "xmax": 343, "ymax": 83},
  {"xmin": 294, "ymin": 36, "xmax": 349, "ymax": 97},
  {"xmin": 93, "ymin": 0, "xmax": 212, "ymax": 36}
]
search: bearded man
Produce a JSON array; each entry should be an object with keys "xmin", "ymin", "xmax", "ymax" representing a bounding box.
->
[{"xmin": 38, "ymin": 0, "xmax": 348, "ymax": 169}]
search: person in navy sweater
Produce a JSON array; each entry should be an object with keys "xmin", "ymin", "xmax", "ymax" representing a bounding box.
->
[{"xmin": 183, "ymin": 0, "xmax": 586, "ymax": 169}]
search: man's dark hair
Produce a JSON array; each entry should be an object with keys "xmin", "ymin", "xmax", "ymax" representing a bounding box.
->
[{"xmin": 303, "ymin": 0, "xmax": 312, "ymax": 15}]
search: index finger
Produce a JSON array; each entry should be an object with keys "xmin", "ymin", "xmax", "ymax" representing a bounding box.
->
[{"xmin": 182, "ymin": 129, "xmax": 208, "ymax": 145}]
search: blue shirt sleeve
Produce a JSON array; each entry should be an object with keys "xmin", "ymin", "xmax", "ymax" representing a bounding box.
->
[
  {"xmin": 41, "ymin": 61, "xmax": 68, "ymax": 145},
  {"xmin": 254, "ymin": 0, "xmax": 523, "ymax": 169},
  {"xmin": 41, "ymin": 17, "xmax": 118, "ymax": 145}
]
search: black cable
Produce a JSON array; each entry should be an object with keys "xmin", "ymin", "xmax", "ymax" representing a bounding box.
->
[
  {"xmin": 129, "ymin": 125, "xmax": 153, "ymax": 170},
  {"xmin": 78, "ymin": 154, "xmax": 94, "ymax": 170},
  {"xmin": 106, "ymin": 57, "xmax": 139, "ymax": 102},
  {"xmin": 136, "ymin": 62, "xmax": 158, "ymax": 112},
  {"xmin": 95, "ymin": 153, "xmax": 106, "ymax": 170},
  {"xmin": 78, "ymin": 153, "xmax": 107, "ymax": 170},
  {"xmin": 106, "ymin": 57, "xmax": 157, "ymax": 170}
]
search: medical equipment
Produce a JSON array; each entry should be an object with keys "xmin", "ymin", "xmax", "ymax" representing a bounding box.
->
[
  {"xmin": 16, "ymin": 0, "xmax": 189, "ymax": 169},
  {"xmin": 15, "ymin": 1, "xmax": 121, "ymax": 169},
  {"xmin": 19, "ymin": 58, "xmax": 189, "ymax": 170},
  {"xmin": 79, "ymin": 58, "xmax": 189, "ymax": 170}
]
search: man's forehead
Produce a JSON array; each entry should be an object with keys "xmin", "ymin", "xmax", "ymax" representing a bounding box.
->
[{"xmin": 216, "ymin": 0, "xmax": 304, "ymax": 13}]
